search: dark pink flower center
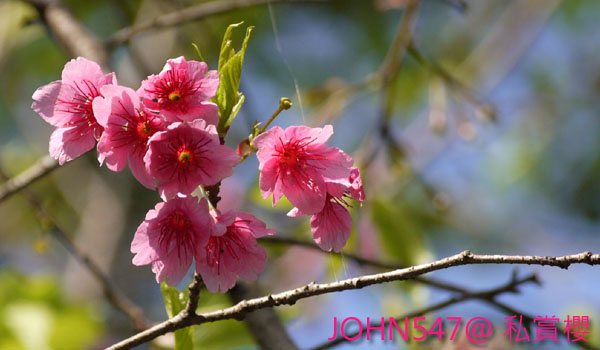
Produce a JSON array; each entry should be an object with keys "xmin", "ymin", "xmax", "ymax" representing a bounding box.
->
[
  {"xmin": 177, "ymin": 148, "xmax": 193, "ymax": 166},
  {"xmin": 168, "ymin": 91, "xmax": 182, "ymax": 101},
  {"xmin": 158, "ymin": 209, "xmax": 196, "ymax": 259},
  {"xmin": 108, "ymin": 106, "xmax": 162, "ymax": 150},
  {"xmin": 57, "ymin": 79, "xmax": 103, "ymax": 139},
  {"xmin": 273, "ymin": 137, "xmax": 329, "ymax": 191},
  {"xmin": 146, "ymin": 70, "xmax": 201, "ymax": 111},
  {"xmin": 136, "ymin": 120, "xmax": 152, "ymax": 139}
]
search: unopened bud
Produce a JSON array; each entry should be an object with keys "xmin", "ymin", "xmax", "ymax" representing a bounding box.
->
[
  {"xmin": 236, "ymin": 138, "xmax": 253, "ymax": 160},
  {"xmin": 280, "ymin": 97, "xmax": 293, "ymax": 110}
]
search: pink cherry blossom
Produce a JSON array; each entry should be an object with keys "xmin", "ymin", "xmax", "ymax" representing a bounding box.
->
[
  {"xmin": 32, "ymin": 57, "xmax": 117, "ymax": 165},
  {"xmin": 144, "ymin": 120, "xmax": 240, "ymax": 199},
  {"xmin": 310, "ymin": 197, "xmax": 353, "ymax": 252},
  {"xmin": 196, "ymin": 211, "xmax": 274, "ymax": 293},
  {"xmin": 253, "ymin": 125, "xmax": 353, "ymax": 215},
  {"xmin": 131, "ymin": 197, "xmax": 212, "ymax": 286},
  {"xmin": 138, "ymin": 56, "xmax": 219, "ymax": 124},
  {"xmin": 288, "ymin": 167, "xmax": 365, "ymax": 252},
  {"xmin": 93, "ymin": 85, "xmax": 166, "ymax": 189}
]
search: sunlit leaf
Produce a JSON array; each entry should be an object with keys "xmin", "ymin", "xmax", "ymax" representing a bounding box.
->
[
  {"xmin": 214, "ymin": 23, "xmax": 254, "ymax": 136},
  {"xmin": 161, "ymin": 281, "xmax": 193, "ymax": 350}
]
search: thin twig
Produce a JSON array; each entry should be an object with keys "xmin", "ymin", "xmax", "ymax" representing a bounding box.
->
[
  {"xmin": 407, "ymin": 41, "xmax": 495, "ymax": 120},
  {"xmin": 0, "ymin": 155, "xmax": 59, "ymax": 204},
  {"xmin": 0, "ymin": 167, "xmax": 148, "ymax": 330},
  {"xmin": 106, "ymin": 250, "xmax": 600, "ymax": 350},
  {"xmin": 310, "ymin": 272, "xmax": 538, "ymax": 350},
  {"xmin": 260, "ymin": 235, "xmax": 471, "ymax": 294},
  {"xmin": 370, "ymin": 0, "xmax": 421, "ymax": 88},
  {"xmin": 261, "ymin": 233, "xmax": 600, "ymax": 349},
  {"xmin": 106, "ymin": 0, "xmax": 331, "ymax": 48}
]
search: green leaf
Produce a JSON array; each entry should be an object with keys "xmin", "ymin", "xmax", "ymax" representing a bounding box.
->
[
  {"xmin": 214, "ymin": 23, "xmax": 254, "ymax": 136},
  {"xmin": 160, "ymin": 282, "xmax": 193, "ymax": 350}
]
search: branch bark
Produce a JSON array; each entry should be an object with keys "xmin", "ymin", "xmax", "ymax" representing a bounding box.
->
[
  {"xmin": 106, "ymin": 0, "xmax": 331, "ymax": 48},
  {"xmin": 106, "ymin": 250, "xmax": 600, "ymax": 350},
  {"xmin": 229, "ymin": 282, "xmax": 298, "ymax": 350},
  {"xmin": 0, "ymin": 154, "xmax": 59, "ymax": 203},
  {"xmin": 310, "ymin": 272, "xmax": 538, "ymax": 350},
  {"xmin": 25, "ymin": 0, "xmax": 110, "ymax": 70}
]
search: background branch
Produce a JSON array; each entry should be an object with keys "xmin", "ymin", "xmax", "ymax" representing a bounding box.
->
[
  {"xmin": 0, "ymin": 167, "xmax": 148, "ymax": 331},
  {"xmin": 24, "ymin": 0, "xmax": 109, "ymax": 69},
  {"xmin": 310, "ymin": 272, "xmax": 538, "ymax": 350},
  {"xmin": 106, "ymin": 250, "xmax": 599, "ymax": 350},
  {"xmin": 230, "ymin": 282, "xmax": 298, "ymax": 350},
  {"xmin": 0, "ymin": 154, "xmax": 59, "ymax": 203},
  {"xmin": 106, "ymin": 0, "xmax": 331, "ymax": 48}
]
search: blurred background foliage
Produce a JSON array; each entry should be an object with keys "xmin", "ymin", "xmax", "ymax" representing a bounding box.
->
[{"xmin": 1, "ymin": 0, "xmax": 600, "ymax": 349}]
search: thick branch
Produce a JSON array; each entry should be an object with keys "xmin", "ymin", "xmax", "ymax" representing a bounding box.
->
[
  {"xmin": 25, "ymin": 0, "xmax": 109, "ymax": 70},
  {"xmin": 106, "ymin": 250, "xmax": 600, "ymax": 350},
  {"xmin": 229, "ymin": 282, "xmax": 298, "ymax": 350},
  {"xmin": 106, "ymin": 0, "xmax": 330, "ymax": 47}
]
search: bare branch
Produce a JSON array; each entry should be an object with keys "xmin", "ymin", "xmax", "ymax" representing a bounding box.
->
[
  {"xmin": 407, "ymin": 41, "xmax": 495, "ymax": 120},
  {"xmin": 230, "ymin": 282, "xmax": 298, "ymax": 350},
  {"xmin": 106, "ymin": 250, "xmax": 600, "ymax": 350},
  {"xmin": 310, "ymin": 273, "xmax": 538, "ymax": 350},
  {"xmin": 106, "ymin": 0, "xmax": 331, "ymax": 48},
  {"xmin": 0, "ymin": 168, "xmax": 148, "ymax": 330},
  {"xmin": 0, "ymin": 155, "xmax": 59, "ymax": 203},
  {"xmin": 260, "ymin": 235, "xmax": 480, "ymax": 294},
  {"xmin": 371, "ymin": 0, "xmax": 421, "ymax": 88},
  {"xmin": 24, "ymin": 0, "xmax": 109, "ymax": 70}
]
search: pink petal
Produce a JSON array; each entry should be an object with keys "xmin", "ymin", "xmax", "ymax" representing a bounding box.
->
[
  {"xmin": 131, "ymin": 222, "xmax": 160, "ymax": 265},
  {"xmin": 307, "ymin": 146, "xmax": 353, "ymax": 182},
  {"xmin": 159, "ymin": 250, "xmax": 193, "ymax": 286},
  {"xmin": 185, "ymin": 60, "xmax": 208, "ymax": 83},
  {"xmin": 129, "ymin": 152, "xmax": 155, "ymax": 189},
  {"xmin": 284, "ymin": 124, "xmax": 333, "ymax": 145},
  {"xmin": 234, "ymin": 212, "xmax": 276, "ymax": 238},
  {"xmin": 97, "ymin": 134, "xmax": 128, "ymax": 171},
  {"xmin": 311, "ymin": 201, "xmax": 352, "ymax": 252},
  {"xmin": 49, "ymin": 126, "xmax": 97, "ymax": 165},
  {"xmin": 253, "ymin": 126, "xmax": 285, "ymax": 167},
  {"xmin": 281, "ymin": 168, "xmax": 327, "ymax": 214},
  {"xmin": 182, "ymin": 102, "xmax": 219, "ymax": 126},
  {"xmin": 286, "ymin": 207, "xmax": 305, "ymax": 217},
  {"xmin": 61, "ymin": 57, "xmax": 106, "ymax": 90},
  {"xmin": 258, "ymin": 157, "xmax": 279, "ymax": 201},
  {"xmin": 348, "ymin": 167, "xmax": 365, "ymax": 201},
  {"xmin": 31, "ymin": 81, "xmax": 63, "ymax": 126},
  {"xmin": 196, "ymin": 70, "xmax": 220, "ymax": 100},
  {"xmin": 197, "ymin": 262, "xmax": 238, "ymax": 293}
]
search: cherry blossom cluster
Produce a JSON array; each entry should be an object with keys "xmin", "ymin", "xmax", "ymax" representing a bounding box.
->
[{"xmin": 31, "ymin": 56, "xmax": 364, "ymax": 292}]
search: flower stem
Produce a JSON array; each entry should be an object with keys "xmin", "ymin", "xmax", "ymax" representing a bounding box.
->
[{"xmin": 260, "ymin": 97, "xmax": 292, "ymax": 133}]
